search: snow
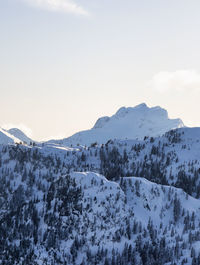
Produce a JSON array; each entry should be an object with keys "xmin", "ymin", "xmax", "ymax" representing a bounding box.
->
[
  {"xmin": 7, "ymin": 128, "xmax": 33, "ymax": 144},
  {"xmin": 123, "ymin": 176, "xmax": 200, "ymax": 227},
  {"xmin": 0, "ymin": 127, "xmax": 34, "ymax": 145},
  {"xmin": 46, "ymin": 103, "xmax": 184, "ymax": 146},
  {"xmin": 0, "ymin": 128, "xmax": 20, "ymax": 144},
  {"xmin": 1, "ymin": 138, "xmax": 200, "ymax": 263},
  {"xmin": 2, "ymin": 104, "xmax": 200, "ymax": 264}
]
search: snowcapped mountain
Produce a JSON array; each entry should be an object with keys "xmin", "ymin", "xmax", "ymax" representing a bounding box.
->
[
  {"xmin": 2, "ymin": 106, "xmax": 200, "ymax": 264},
  {"xmin": 1, "ymin": 128, "xmax": 200, "ymax": 264},
  {"xmin": 0, "ymin": 127, "xmax": 34, "ymax": 145},
  {"xmin": 7, "ymin": 128, "xmax": 33, "ymax": 144},
  {"xmin": 47, "ymin": 103, "xmax": 184, "ymax": 146},
  {"xmin": 0, "ymin": 128, "xmax": 20, "ymax": 144}
]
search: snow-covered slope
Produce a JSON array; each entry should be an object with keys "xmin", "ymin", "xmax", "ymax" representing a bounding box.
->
[
  {"xmin": 47, "ymin": 103, "xmax": 184, "ymax": 146},
  {"xmin": 0, "ymin": 128, "xmax": 20, "ymax": 144},
  {"xmin": 0, "ymin": 127, "xmax": 34, "ymax": 145},
  {"xmin": 0, "ymin": 144, "xmax": 199, "ymax": 265},
  {"xmin": 123, "ymin": 176, "xmax": 200, "ymax": 226},
  {"xmin": 7, "ymin": 128, "xmax": 33, "ymax": 144},
  {"xmin": 41, "ymin": 126, "xmax": 200, "ymax": 200}
]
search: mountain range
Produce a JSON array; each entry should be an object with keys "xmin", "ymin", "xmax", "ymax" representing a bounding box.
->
[
  {"xmin": 0, "ymin": 103, "xmax": 184, "ymax": 146},
  {"xmin": 1, "ymin": 103, "xmax": 200, "ymax": 265}
]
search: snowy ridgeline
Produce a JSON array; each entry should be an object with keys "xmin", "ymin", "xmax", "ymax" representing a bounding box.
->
[
  {"xmin": 0, "ymin": 127, "xmax": 34, "ymax": 145},
  {"xmin": 46, "ymin": 103, "xmax": 184, "ymax": 146},
  {"xmin": 0, "ymin": 125, "xmax": 200, "ymax": 265},
  {"xmin": 1, "ymin": 104, "xmax": 200, "ymax": 264},
  {"xmin": 42, "ymin": 127, "xmax": 200, "ymax": 198},
  {"xmin": 1, "ymin": 140, "xmax": 200, "ymax": 264},
  {"xmin": 0, "ymin": 103, "xmax": 183, "ymax": 146}
]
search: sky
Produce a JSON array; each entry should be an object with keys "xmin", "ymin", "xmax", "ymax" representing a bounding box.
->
[{"xmin": 1, "ymin": 0, "xmax": 200, "ymax": 140}]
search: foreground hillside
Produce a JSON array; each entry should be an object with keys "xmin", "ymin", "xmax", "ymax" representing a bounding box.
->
[
  {"xmin": 0, "ymin": 142, "xmax": 200, "ymax": 264},
  {"xmin": 43, "ymin": 127, "xmax": 200, "ymax": 198}
]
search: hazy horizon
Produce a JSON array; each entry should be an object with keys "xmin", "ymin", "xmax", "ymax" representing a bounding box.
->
[
  {"xmin": 1, "ymin": 0, "xmax": 200, "ymax": 140},
  {"xmin": 0, "ymin": 102, "xmax": 191, "ymax": 141}
]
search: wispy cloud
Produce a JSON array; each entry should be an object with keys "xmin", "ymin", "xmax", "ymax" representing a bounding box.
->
[
  {"xmin": 148, "ymin": 70, "xmax": 200, "ymax": 93},
  {"xmin": 21, "ymin": 0, "xmax": 89, "ymax": 16}
]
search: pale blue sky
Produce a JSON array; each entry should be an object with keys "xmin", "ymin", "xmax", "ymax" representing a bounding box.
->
[{"xmin": 1, "ymin": 0, "xmax": 200, "ymax": 140}]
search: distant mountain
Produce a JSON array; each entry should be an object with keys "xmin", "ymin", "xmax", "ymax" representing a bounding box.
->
[
  {"xmin": 47, "ymin": 103, "xmax": 184, "ymax": 146},
  {"xmin": 0, "ymin": 127, "xmax": 34, "ymax": 145},
  {"xmin": 7, "ymin": 128, "xmax": 33, "ymax": 144},
  {"xmin": 0, "ymin": 128, "xmax": 20, "ymax": 144}
]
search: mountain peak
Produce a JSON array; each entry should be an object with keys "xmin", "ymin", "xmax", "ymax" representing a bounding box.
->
[
  {"xmin": 0, "ymin": 127, "xmax": 34, "ymax": 145},
  {"xmin": 47, "ymin": 103, "xmax": 184, "ymax": 146},
  {"xmin": 0, "ymin": 127, "xmax": 21, "ymax": 144},
  {"xmin": 116, "ymin": 103, "xmax": 148, "ymax": 117},
  {"xmin": 94, "ymin": 103, "xmax": 171, "ymax": 130},
  {"xmin": 133, "ymin": 102, "xmax": 148, "ymax": 109},
  {"xmin": 7, "ymin": 128, "xmax": 33, "ymax": 144},
  {"xmin": 94, "ymin": 103, "xmax": 150, "ymax": 128}
]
